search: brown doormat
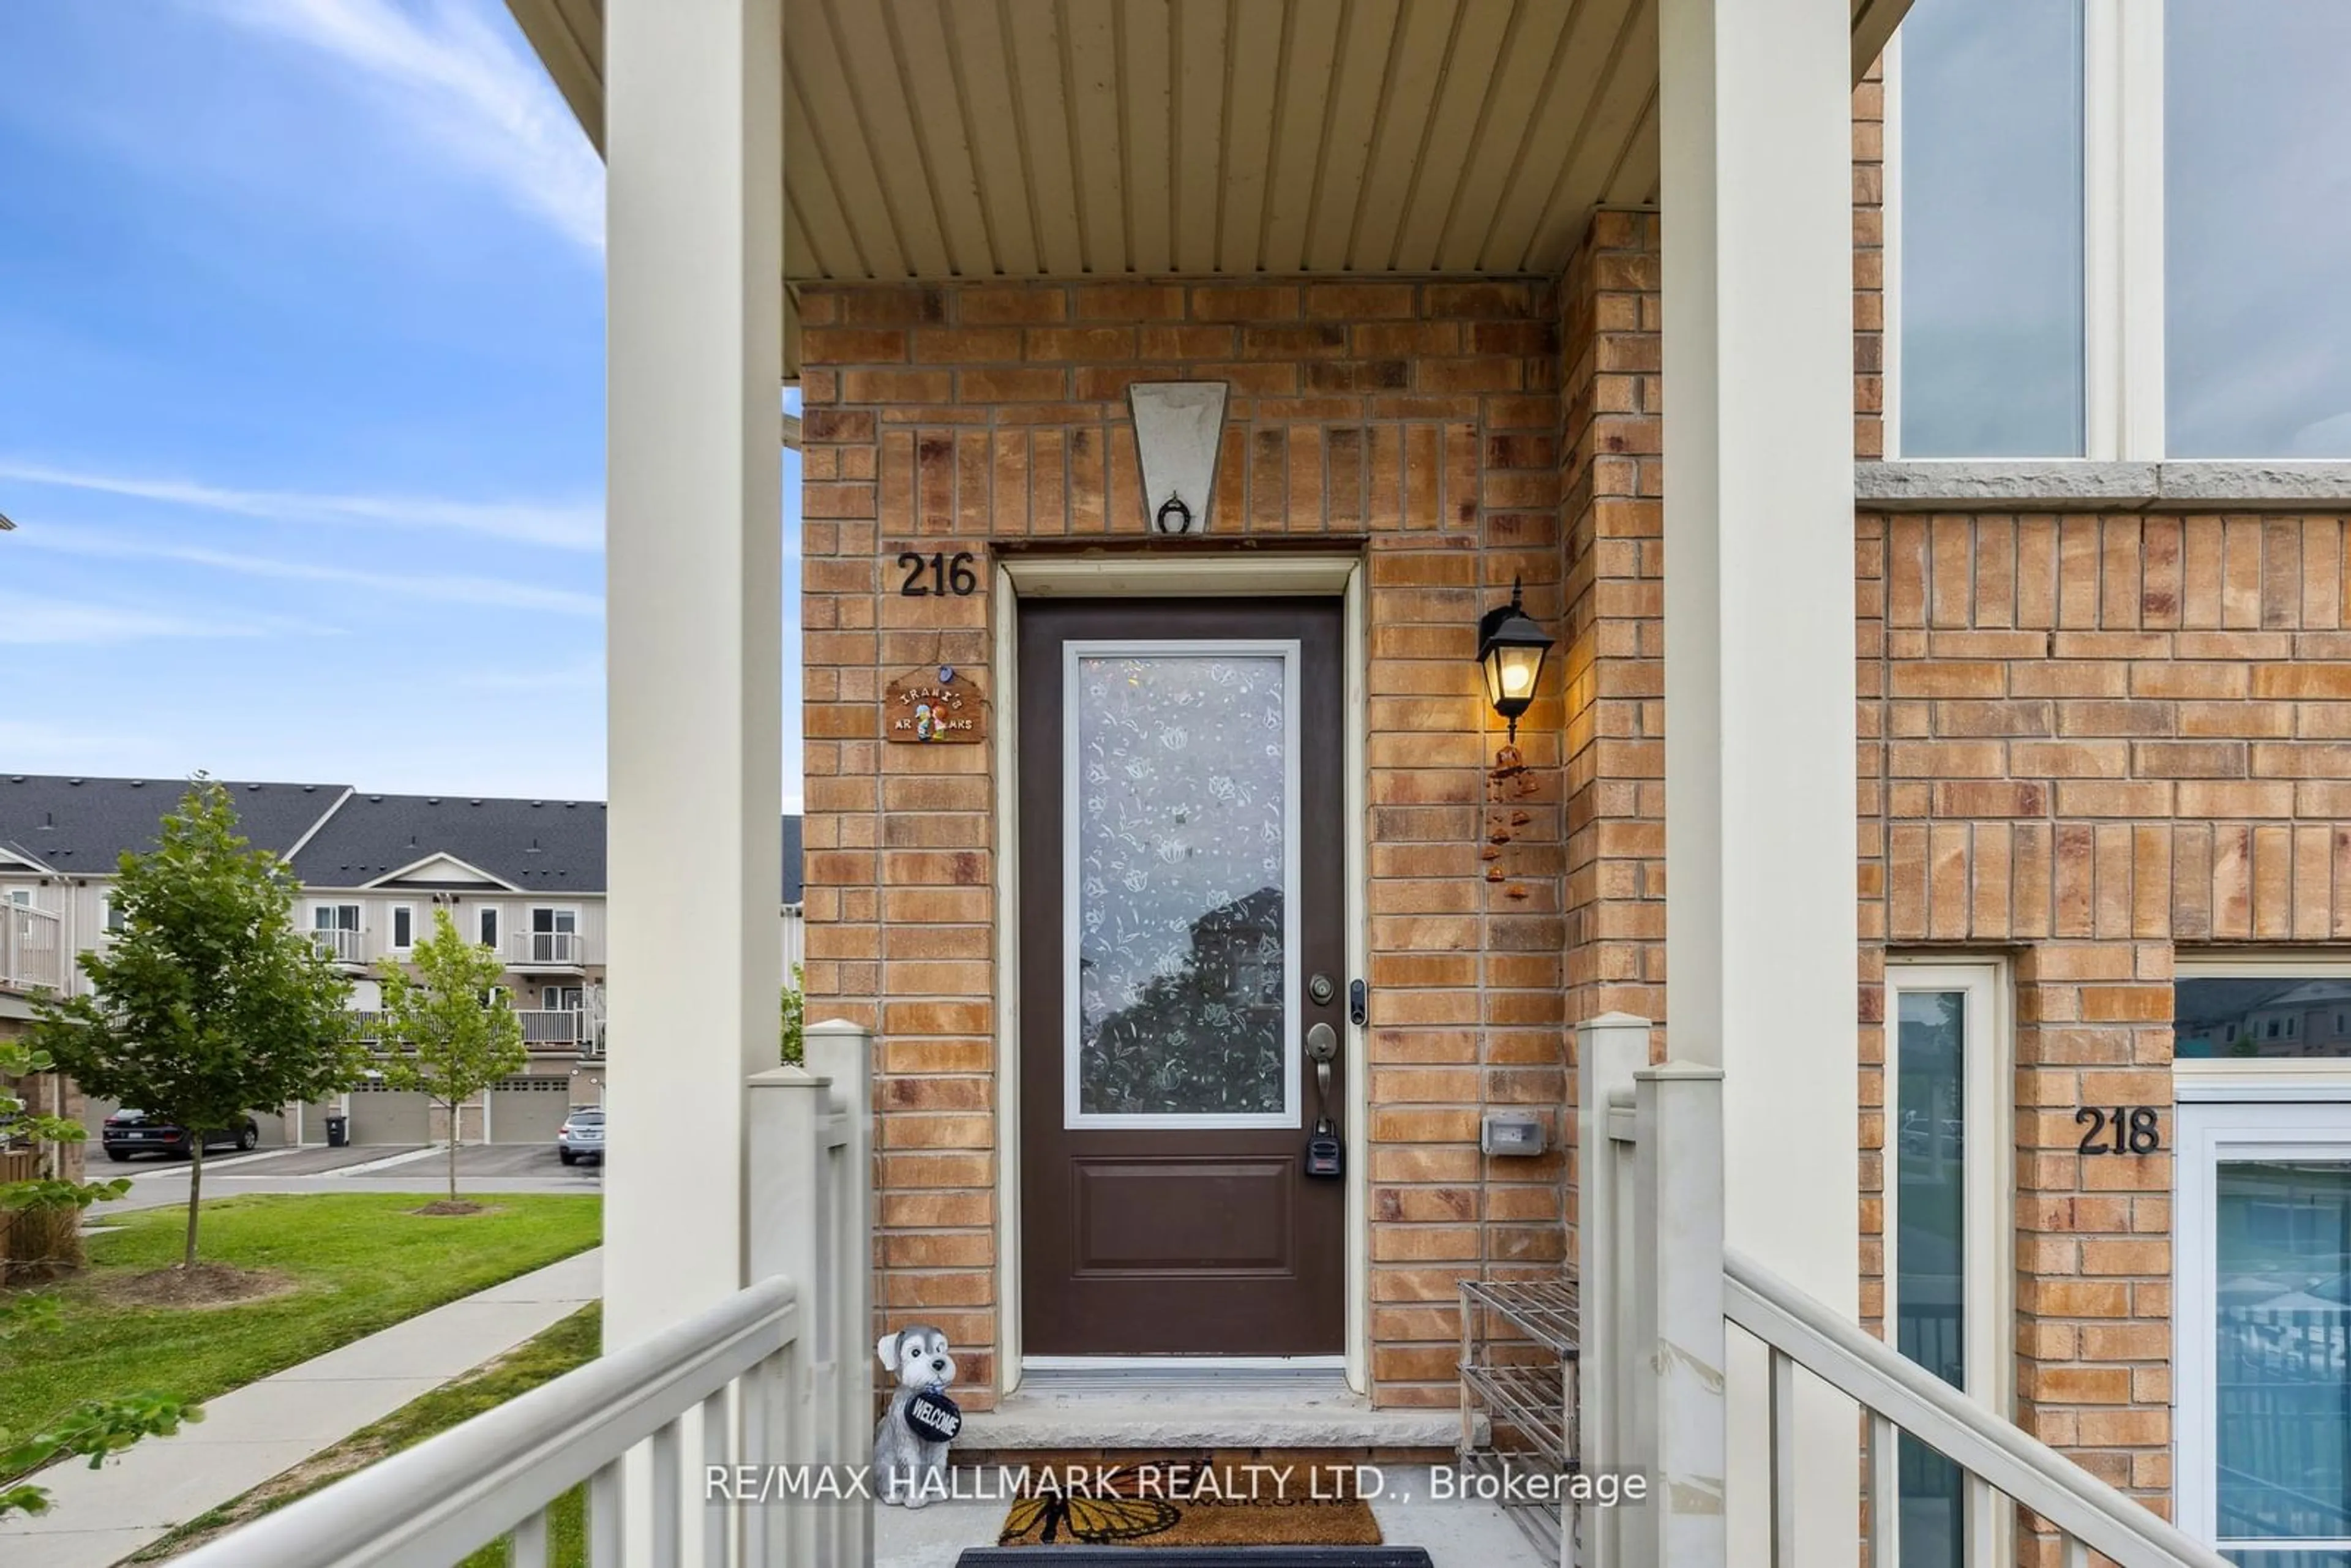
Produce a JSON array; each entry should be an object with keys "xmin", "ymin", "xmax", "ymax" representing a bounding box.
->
[{"xmin": 994, "ymin": 1458, "xmax": 1382, "ymax": 1548}]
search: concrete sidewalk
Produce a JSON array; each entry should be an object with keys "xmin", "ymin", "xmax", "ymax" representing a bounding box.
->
[{"xmin": 0, "ymin": 1247, "xmax": 603, "ymax": 1568}]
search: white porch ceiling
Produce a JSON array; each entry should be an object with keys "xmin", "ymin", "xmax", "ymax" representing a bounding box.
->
[{"xmin": 510, "ymin": 0, "xmax": 1908, "ymax": 369}]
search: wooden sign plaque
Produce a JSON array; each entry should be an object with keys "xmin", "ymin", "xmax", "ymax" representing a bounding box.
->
[{"xmin": 885, "ymin": 665, "xmax": 985, "ymax": 745}]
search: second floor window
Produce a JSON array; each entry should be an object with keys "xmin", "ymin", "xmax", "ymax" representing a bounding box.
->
[
  {"xmin": 389, "ymin": 906, "xmax": 414, "ymax": 951},
  {"xmin": 477, "ymin": 906, "xmax": 500, "ymax": 950},
  {"xmin": 1894, "ymin": 0, "xmax": 2351, "ymax": 460},
  {"xmin": 1895, "ymin": 0, "xmax": 2085, "ymax": 459}
]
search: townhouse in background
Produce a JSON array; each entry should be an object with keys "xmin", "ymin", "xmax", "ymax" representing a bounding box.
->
[
  {"xmin": 501, "ymin": 0, "xmax": 2351, "ymax": 1555},
  {"xmin": 0, "ymin": 775, "xmax": 806, "ymax": 1147}
]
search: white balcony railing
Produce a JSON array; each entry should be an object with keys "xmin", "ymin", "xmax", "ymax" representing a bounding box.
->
[
  {"xmin": 172, "ymin": 1021, "xmax": 872, "ymax": 1567},
  {"xmin": 508, "ymin": 930, "xmax": 585, "ymax": 966},
  {"xmin": 1576, "ymin": 1013, "xmax": 2231, "ymax": 1568},
  {"xmin": 515, "ymin": 1008, "xmax": 583, "ymax": 1046},
  {"xmin": 0, "ymin": 903, "xmax": 64, "ymax": 992},
  {"xmin": 347, "ymin": 1009, "xmax": 599, "ymax": 1053},
  {"xmin": 303, "ymin": 927, "xmax": 364, "ymax": 965}
]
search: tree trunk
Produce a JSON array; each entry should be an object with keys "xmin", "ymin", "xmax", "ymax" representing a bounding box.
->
[
  {"xmin": 448, "ymin": 1101, "xmax": 459, "ymax": 1202},
  {"xmin": 182, "ymin": 1138, "xmax": 203, "ymax": 1268}
]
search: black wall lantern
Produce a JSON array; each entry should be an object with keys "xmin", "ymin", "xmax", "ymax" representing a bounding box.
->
[{"xmin": 1475, "ymin": 577, "xmax": 1554, "ymax": 743}]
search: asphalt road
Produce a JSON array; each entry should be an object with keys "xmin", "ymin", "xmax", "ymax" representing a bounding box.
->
[{"xmin": 88, "ymin": 1141, "xmax": 601, "ymax": 1215}]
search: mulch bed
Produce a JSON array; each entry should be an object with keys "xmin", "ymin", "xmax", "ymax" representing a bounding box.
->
[{"xmin": 97, "ymin": 1262, "xmax": 299, "ymax": 1310}]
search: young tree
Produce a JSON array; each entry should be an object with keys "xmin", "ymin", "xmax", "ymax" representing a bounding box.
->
[
  {"xmin": 781, "ymin": 962, "xmax": 805, "ymax": 1066},
  {"xmin": 375, "ymin": 907, "xmax": 527, "ymax": 1206},
  {"xmin": 34, "ymin": 778, "xmax": 361, "ymax": 1268}
]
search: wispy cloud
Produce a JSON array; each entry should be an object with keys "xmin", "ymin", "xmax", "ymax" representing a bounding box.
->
[
  {"xmin": 454, "ymin": 658, "xmax": 603, "ymax": 694},
  {"xmin": 20, "ymin": 528, "xmax": 602, "ymax": 617},
  {"xmin": 209, "ymin": 0, "xmax": 604, "ymax": 251},
  {"xmin": 0, "ymin": 459, "xmax": 601, "ymax": 550},
  {"xmin": 0, "ymin": 590, "xmax": 294, "ymax": 646},
  {"xmin": 0, "ymin": 719, "xmax": 154, "ymax": 760}
]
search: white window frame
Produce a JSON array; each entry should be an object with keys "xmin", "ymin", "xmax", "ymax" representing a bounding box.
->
[
  {"xmin": 2175, "ymin": 953, "xmax": 2351, "ymax": 1100},
  {"xmin": 100, "ymin": 895, "xmax": 125, "ymax": 934},
  {"xmin": 313, "ymin": 902, "xmax": 361, "ymax": 932},
  {"xmin": 2175, "ymin": 1098, "xmax": 2351, "ymax": 1556},
  {"xmin": 1886, "ymin": 0, "xmax": 2165, "ymax": 462},
  {"xmin": 476, "ymin": 904, "xmax": 501, "ymax": 951},
  {"xmin": 388, "ymin": 903, "xmax": 416, "ymax": 953},
  {"xmin": 1883, "ymin": 959, "xmax": 2015, "ymax": 1568},
  {"xmin": 1059, "ymin": 639, "xmax": 1303, "ymax": 1132}
]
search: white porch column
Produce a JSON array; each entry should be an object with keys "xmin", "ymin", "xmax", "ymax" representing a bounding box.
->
[
  {"xmin": 1659, "ymin": 0, "xmax": 1858, "ymax": 1560},
  {"xmin": 603, "ymin": 0, "xmax": 784, "ymax": 1350}
]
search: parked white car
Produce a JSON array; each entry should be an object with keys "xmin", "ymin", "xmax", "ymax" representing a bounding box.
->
[{"xmin": 557, "ymin": 1108, "xmax": 604, "ymax": 1165}]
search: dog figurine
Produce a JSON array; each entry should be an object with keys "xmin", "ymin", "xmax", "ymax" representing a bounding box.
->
[{"xmin": 872, "ymin": 1324, "xmax": 959, "ymax": 1507}]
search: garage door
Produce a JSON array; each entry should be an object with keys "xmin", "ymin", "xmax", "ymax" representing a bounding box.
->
[
  {"xmin": 487, "ymin": 1078, "xmax": 574, "ymax": 1144},
  {"xmin": 347, "ymin": 1086, "xmax": 432, "ymax": 1144}
]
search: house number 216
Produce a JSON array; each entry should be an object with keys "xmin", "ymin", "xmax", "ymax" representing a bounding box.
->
[
  {"xmin": 897, "ymin": 551, "xmax": 978, "ymax": 597},
  {"xmin": 2075, "ymin": 1105, "xmax": 2161, "ymax": 1156}
]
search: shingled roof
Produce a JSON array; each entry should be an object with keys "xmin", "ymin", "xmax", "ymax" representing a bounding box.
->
[
  {"xmin": 0, "ymin": 774, "xmax": 804, "ymax": 901},
  {"xmin": 289, "ymin": 793, "xmax": 608, "ymax": 891},
  {"xmin": 0, "ymin": 775, "xmax": 347, "ymax": 874}
]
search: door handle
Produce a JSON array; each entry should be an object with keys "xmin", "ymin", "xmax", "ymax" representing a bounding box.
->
[
  {"xmin": 1303, "ymin": 1021, "xmax": 1343, "ymax": 1178},
  {"xmin": 1305, "ymin": 1021, "xmax": 1338, "ymax": 1120}
]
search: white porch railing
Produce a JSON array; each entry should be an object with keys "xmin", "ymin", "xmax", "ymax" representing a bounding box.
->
[
  {"xmin": 173, "ymin": 1019, "xmax": 874, "ymax": 1567},
  {"xmin": 515, "ymin": 1008, "xmax": 585, "ymax": 1046},
  {"xmin": 509, "ymin": 930, "xmax": 586, "ymax": 966},
  {"xmin": 303, "ymin": 926, "xmax": 364, "ymax": 965},
  {"xmin": 1575, "ymin": 1013, "xmax": 2233, "ymax": 1568},
  {"xmin": 0, "ymin": 902, "xmax": 64, "ymax": 991}
]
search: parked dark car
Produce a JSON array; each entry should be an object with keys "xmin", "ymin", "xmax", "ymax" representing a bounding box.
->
[{"xmin": 101, "ymin": 1109, "xmax": 261, "ymax": 1162}]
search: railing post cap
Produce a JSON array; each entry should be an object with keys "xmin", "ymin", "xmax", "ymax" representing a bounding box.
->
[
  {"xmin": 1578, "ymin": 1011, "xmax": 1652, "ymax": 1031},
  {"xmin": 803, "ymin": 1018, "xmax": 871, "ymax": 1037},
  {"xmin": 746, "ymin": 1063, "xmax": 827, "ymax": 1089},
  {"xmin": 1633, "ymin": 1060, "xmax": 1725, "ymax": 1082}
]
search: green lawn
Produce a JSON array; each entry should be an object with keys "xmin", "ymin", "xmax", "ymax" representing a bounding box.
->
[
  {"xmin": 0, "ymin": 1193, "xmax": 600, "ymax": 1451},
  {"xmin": 136, "ymin": 1305, "xmax": 601, "ymax": 1564}
]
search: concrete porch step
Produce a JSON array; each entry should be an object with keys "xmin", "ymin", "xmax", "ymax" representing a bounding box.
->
[{"xmin": 958, "ymin": 1370, "xmax": 1477, "ymax": 1455}]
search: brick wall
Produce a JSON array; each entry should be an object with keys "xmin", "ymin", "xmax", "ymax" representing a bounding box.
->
[
  {"xmin": 797, "ymin": 276, "xmax": 1578, "ymax": 1408},
  {"xmin": 1859, "ymin": 512, "xmax": 2351, "ymax": 1523}
]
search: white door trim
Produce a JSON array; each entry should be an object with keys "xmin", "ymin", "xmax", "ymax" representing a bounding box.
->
[
  {"xmin": 2175, "ymin": 1098, "xmax": 2351, "ymax": 1553},
  {"xmin": 992, "ymin": 554, "xmax": 1370, "ymax": 1399}
]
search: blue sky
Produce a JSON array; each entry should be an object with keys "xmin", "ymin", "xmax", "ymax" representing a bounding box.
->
[{"xmin": 0, "ymin": 0, "xmax": 803, "ymax": 806}]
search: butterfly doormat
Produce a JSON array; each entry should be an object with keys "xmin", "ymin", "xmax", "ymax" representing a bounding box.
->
[{"xmin": 993, "ymin": 1458, "xmax": 1382, "ymax": 1548}]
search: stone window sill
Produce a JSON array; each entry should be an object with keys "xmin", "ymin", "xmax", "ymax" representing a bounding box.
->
[{"xmin": 1857, "ymin": 460, "xmax": 2351, "ymax": 512}]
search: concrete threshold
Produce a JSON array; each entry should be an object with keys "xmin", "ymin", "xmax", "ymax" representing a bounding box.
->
[{"xmin": 958, "ymin": 1369, "xmax": 1477, "ymax": 1455}]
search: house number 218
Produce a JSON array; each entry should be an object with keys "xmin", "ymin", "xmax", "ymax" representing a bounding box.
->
[
  {"xmin": 897, "ymin": 551, "xmax": 978, "ymax": 597},
  {"xmin": 2075, "ymin": 1106, "xmax": 2161, "ymax": 1156}
]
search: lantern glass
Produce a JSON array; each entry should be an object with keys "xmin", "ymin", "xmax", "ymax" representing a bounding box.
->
[{"xmin": 1489, "ymin": 642, "xmax": 1545, "ymax": 710}]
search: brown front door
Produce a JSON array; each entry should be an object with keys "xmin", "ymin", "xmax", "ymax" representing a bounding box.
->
[{"xmin": 1019, "ymin": 597, "xmax": 1346, "ymax": 1356}]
